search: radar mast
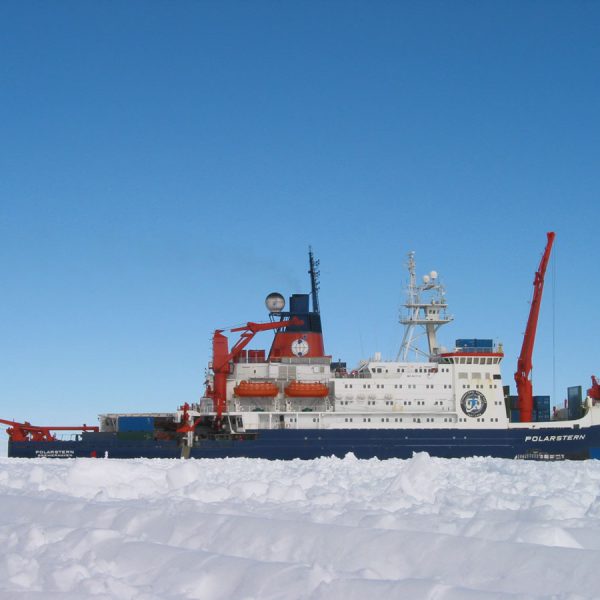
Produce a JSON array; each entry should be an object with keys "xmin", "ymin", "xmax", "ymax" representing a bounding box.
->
[
  {"xmin": 396, "ymin": 252, "xmax": 453, "ymax": 361},
  {"xmin": 308, "ymin": 246, "xmax": 320, "ymax": 314}
]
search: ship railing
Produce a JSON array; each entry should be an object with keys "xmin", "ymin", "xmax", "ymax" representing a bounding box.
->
[{"xmin": 277, "ymin": 356, "xmax": 331, "ymax": 365}]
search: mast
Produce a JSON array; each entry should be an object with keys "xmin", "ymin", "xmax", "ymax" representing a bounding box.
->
[
  {"xmin": 308, "ymin": 246, "xmax": 320, "ymax": 314},
  {"xmin": 514, "ymin": 232, "xmax": 555, "ymax": 422},
  {"xmin": 397, "ymin": 252, "xmax": 453, "ymax": 360}
]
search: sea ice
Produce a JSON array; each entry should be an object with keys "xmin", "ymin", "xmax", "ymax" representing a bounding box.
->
[{"xmin": 1, "ymin": 454, "xmax": 600, "ymax": 598}]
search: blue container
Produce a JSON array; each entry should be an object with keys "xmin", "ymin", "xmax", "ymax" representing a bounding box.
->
[
  {"xmin": 456, "ymin": 339, "xmax": 493, "ymax": 350},
  {"xmin": 567, "ymin": 386, "xmax": 582, "ymax": 420},
  {"xmin": 475, "ymin": 339, "xmax": 493, "ymax": 348},
  {"xmin": 118, "ymin": 416, "xmax": 155, "ymax": 432}
]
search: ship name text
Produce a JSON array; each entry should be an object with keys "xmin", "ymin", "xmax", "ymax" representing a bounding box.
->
[{"xmin": 524, "ymin": 434, "xmax": 586, "ymax": 442}]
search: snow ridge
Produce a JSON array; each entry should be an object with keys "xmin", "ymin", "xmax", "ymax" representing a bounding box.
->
[{"xmin": 1, "ymin": 454, "xmax": 600, "ymax": 599}]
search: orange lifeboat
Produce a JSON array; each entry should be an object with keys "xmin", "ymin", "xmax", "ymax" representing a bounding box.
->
[
  {"xmin": 284, "ymin": 381, "xmax": 329, "ymax": 398},
  {"xmin": 234, "ymin": 381, "xmax": 279, "ymax": 397}
]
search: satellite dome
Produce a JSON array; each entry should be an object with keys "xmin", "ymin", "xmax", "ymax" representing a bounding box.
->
[
  {"xmin": 430, "ymin": 270, "xmax": 438, "ymax": 280},
  {"xmin": 422, "ymin": 274, "xmax": 430, "ymax": 284},
  {"xmin": 265, "ymin": 292, "xmax": 285, "ymax": 313}
]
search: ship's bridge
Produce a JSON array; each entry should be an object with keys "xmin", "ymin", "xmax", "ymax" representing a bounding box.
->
[{"xmin": 437, "ymin": 338, "xmax": 503, "ymax": 365}]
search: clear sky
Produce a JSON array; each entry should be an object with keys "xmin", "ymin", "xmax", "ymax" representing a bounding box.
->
[{"xmin": 1, "ymin": 2, "xmax": 599, "ymax": 441}]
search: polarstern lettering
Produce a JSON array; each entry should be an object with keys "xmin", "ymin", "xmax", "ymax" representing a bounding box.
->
[
  {"xmin": 35, "ymin": 449, "xmax": 75, "ymax": 458},
  {"xmin": 524, "ymin": 434, "xmax": 586, "ymax": 442}
]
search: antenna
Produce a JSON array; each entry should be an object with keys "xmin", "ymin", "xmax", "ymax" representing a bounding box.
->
[
  {"xmin": 308, "ymin": 246, "xmax": 320, "ymax": 314},
  {"xmin": 397, "ymin": 252, "xmax": 453, "ymax": 360}
]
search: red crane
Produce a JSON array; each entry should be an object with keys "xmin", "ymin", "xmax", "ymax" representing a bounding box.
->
[
  {"xmin": 0, "ymin": 418, "xmax": 99, "ymax": 442},
  {"xmin": 211, "ymin": 317, "xmax": 302, "ymax": 428},
  {"xmin": 588, "ymin": 376, "xmax": 600, "ymax": 404},
  {"xmin": 514, "ymin": 232, "xmax": 555, "ymax": 422}
]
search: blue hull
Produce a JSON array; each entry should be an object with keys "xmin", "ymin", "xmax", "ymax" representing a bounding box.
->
[{"xmin": 8, "ymin": 425, "xmax": 600, "ymax": 460}]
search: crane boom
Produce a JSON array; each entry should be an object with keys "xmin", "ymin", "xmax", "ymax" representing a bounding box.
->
[
  {"xmin": 514, "ymin": 232, "xmax": 555, "ymax": 422},
  {"xmin": 0, "ymin": 418, "xmax": 98, "ymax": 442}
]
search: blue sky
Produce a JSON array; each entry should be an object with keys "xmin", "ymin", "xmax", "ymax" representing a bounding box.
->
[{"xmin": 1, "ymin": 2, "xmax": 599, "ymax": 437}]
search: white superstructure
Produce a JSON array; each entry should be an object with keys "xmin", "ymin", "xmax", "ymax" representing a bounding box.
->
[{"xmin": 190, "ymin": 252, "xmax": 598, "ymax": 435}]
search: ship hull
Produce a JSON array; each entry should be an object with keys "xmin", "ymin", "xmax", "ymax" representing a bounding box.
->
[{"xmin": 8, "ymin": 424, "xmax": 600, "ymax": 461}]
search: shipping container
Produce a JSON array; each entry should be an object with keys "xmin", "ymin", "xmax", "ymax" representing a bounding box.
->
[
  {"xmin": 118, "ymin": 416, "xmax": 155, "ymax": 432},
  {"xmin": 456, "ymin": 339, "xmax": 492, "ymax": 351},
  {"xmin": 568, "ymin": 386, "xmax": 582, "ymax": 420},
  {"xmin": 248, "ymin": 349, "xmax": 266, "ymax": 362}
]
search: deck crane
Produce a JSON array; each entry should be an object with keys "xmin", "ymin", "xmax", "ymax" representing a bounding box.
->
[
  {"xmin": 0, "ymin": 418, "xmax": 98, "ymax": 442},
  {"xmin": 514, "ymin": 231, "xmax": 555, "ymax": 422},
  {"xmin": 211, "ymin": 317, "xmax": 303, "ymax": 429},
  {"xmin": 588, "ymin": 376, "xmax": 600, "ymax": 404}
]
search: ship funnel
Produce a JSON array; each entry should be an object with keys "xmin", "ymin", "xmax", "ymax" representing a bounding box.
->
[{"xmin": 268, "ymin": 292, "xmax": 325, "ymax": 360}]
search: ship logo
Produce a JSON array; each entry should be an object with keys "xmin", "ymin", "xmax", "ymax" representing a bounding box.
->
[
  {"xmin": 460, "ymin": 390, "xmax": 487, "ymax": 417},
  {"xmin": 291, "ymin": 338, "xmax": 309, "ymax": 357}
]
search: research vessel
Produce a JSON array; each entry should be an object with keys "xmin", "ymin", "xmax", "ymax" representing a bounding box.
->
[{"xmin": 5, "ymin": 234, "xmax": 600, "ymax": 460}]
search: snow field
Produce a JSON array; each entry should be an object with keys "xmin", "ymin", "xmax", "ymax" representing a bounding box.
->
[{"xmin": 1, "ymin": 453, "xmax": 600, "ymax": 599}]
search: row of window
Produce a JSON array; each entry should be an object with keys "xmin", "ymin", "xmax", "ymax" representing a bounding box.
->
[
  {"xmin": 371, "ymin": 367, "xmax": 450, "ymax": 374},
  {"xmin": 461, "ymin": 384, "xmax": 499, "ymax": 389},
  {"xmin": 294, "ymin": 415, "xmax": 499, "ymax": 424},
  {"xmin": 342, "ymin": 383, "xmax": 451, "ymax": 390},
  {"xmin": 458, "ymin": 372, "xmax": 498, "ymax": 380},
  {"xmin": 339, "ymin": 399, "xmax": 447, "ymax": 406},
  {"xmin": 440, "ymin": 357, "xmax": 500, "ymax": 365},
  {"xmin": 342, "ymin": 417, "xmax": 457, "ymax": 424}
]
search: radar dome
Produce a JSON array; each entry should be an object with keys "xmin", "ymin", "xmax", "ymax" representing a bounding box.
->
[
  {"xmin": 422, "ymin": 275, "xmax": 430, "ymax": 284},
  {"xmin": 430, "ymin": 270, "xmax": 438, "ymax": 280},
  {"xmin": 265, "ymin": 292, "xmax": 285, "ymax": 313}
]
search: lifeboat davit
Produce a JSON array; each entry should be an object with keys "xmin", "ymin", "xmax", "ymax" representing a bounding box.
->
[
  {"xmin": 284, "ymin": 381, "xmax": 329, "ymax": 398},
  {"xmin": 234, "ymin": 381, "xmax": 279, "ymax": 397}
]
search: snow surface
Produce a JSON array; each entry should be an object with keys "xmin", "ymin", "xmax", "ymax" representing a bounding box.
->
[{"xmin": 2, "ymin": 454, "xmax": 600, "ymax": 599}]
